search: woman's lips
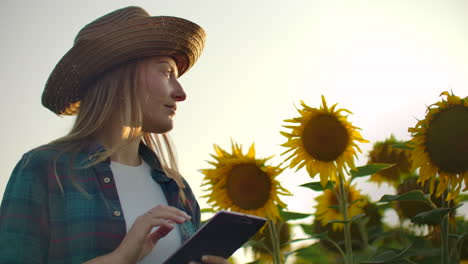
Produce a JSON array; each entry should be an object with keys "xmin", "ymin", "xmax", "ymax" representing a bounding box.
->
[
  {"xmin": 165, "ymin": 105, "xmax": 176, "ymax": 115},
  {"xmin": 165, "ymin": 104, "xmax": 176, "ymax": 111}
]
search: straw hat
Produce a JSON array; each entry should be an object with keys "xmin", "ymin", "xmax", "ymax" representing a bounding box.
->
[{"xmin": 42, "ymin": 6, "xmax": 206, "ymax": 115}]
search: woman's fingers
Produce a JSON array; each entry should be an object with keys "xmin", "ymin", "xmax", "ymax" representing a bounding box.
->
[
  {"xmin": 115, "ymin": 205, "xmax": 190, "ymax": 262},
  {"xmin": 149, "ymin": 223, "xmax": 175, "ymax": 244},
  {"xmin": 146, "ymin": 205, "xmax": 191, "ymax": 224}
]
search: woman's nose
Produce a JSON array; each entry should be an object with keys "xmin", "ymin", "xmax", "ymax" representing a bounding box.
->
[{"xmin": 171, "ymin": 82, "xmax": 186, "ymax": 102}]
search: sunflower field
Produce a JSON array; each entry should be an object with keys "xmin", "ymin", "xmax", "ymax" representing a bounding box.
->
[{"xmin": 200, "ymin": 91, "xmax": 468, "ymax": 264}]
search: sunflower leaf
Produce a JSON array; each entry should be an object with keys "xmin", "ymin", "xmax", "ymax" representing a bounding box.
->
[
  {"xmin": 282, "ymin": 231, "xmax": 328, "ymax": 246},
  {"xmin": 328, "ymin": 205, "xmax": 340, "ymax": 210},
  {"xmin": 459, "ymin": 194, "xmax": 468, "ymax": 202},
  {"xmin": 280, "ymin": 210, "xmax": 311, "ymax": 221},
  {"xmin": 288, "ymin": 242, "xmax": 332, "ymax": 264},
  {"xmin": 360, "ymin": 241, "xmax": 415, "ymax": 263},
  {"xmin": 200, "ymin": 208, "xmax": 216, "ymax": 213},
  {"xmin": 350, "ymin": 163, "xmax": 395, "ymax": 180},
  {"xmin": 377, "ymin": 190, "xmax": 436, "ymax": 208},
  {"xmin": 392, "ymin": 141, "xmax": 413, "ymax": 150},
  {"xmin": 411, "ymin": 204, "xmax": 462, "ymax": 225},
  {"xmin": 361, "ymin": 238, "xmax": 439, "ymax": 263},
  {"xmin": 300, "ymin": 181, "xmax": 334, "ymax": 191},
  {"xmin": 299, "ymin": 223, "xmax": 315, "ymax": 236}
]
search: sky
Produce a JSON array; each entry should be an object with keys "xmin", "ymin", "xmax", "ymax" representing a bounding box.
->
[{"xmin": 1, "ymin": 0, "xmax": 467, "ymax": 262}]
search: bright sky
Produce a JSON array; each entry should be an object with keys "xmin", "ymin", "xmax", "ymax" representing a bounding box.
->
[{"xmin": 1, "ymin": 0, "xmax": 467, "ymax": 262}]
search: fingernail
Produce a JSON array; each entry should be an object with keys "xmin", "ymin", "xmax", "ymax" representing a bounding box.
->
[{"xmin": 177, "ymin": 216, "xmax": 187, "ymax": 222}]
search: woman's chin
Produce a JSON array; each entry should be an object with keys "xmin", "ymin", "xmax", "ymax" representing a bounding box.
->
[{"xmin": 143, "ymin": 121, "xmax": 174, "ymax": 134}]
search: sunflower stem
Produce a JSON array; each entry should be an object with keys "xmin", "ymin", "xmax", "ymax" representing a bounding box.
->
[
  {"xmin": 441, "ymin": 191, "xmax": 449, "ymax": 264},
  {"xmin": 338, "ymin": 174, "xmax": 354, "ymax": 264},
  {"xmin": 267, "ymin": 219, "xmax": 283, "ymax": 264}
]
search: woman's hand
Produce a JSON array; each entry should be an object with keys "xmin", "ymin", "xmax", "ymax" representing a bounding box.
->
[
  {"xmin": 113, "ymin": 205, "xmax": 191, "ymax": 263},
  {"xmin": 189, "ymin": 255, "xmax": 231, "ymax": 264}
]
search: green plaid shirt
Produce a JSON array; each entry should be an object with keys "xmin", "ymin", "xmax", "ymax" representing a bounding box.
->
[{"xmin": 0, "ymin": 142, "xmax": 201, "ymax": 264}]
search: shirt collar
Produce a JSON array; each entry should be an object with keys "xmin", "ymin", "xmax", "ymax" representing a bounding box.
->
[{"xmin": 82, "ymin": 140, "xmax": 173, "ymax": 183}]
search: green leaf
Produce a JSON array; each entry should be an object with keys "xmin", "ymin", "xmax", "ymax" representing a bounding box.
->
[
  {"xmin": 411, "ymin": 204, "xmax": 462, "ymax": 225},
  {"xmin": 200, "ymin": 208, "xmax": 216, "ymax": 213},
  {"xmin": 377, "ymin": 202, "xmax": 394, "ymax": 211},
  {"xmin": 328, "ymin": 205, "xmax": 340, "ymax": 210},
  {"xmin": 350, "ymin": 163, "xmax": 395, "ymax": 179},
  {"xmin": 291, "ymin": 243, "xmax": 332, "ymax": 264},
  {"xmin": 459, "ymin": 194, "xmax": 468, "ymax": 202},
  {"xmin": 360, "ymin": 242, "xmax": 414, "ymax": 263},
  {"xmin": 378, "ymin": 190, "xmax": 436, "ymax": 208},
  {"xmin": 282, "ymin": 231, "xmax": 328, "ymax": 246},
  {"xmin": 321, "ymin": 214, "xmax": 366, "ymax": 225},
  {"xmin": 392, "ymin": 141, "xmax": 413, "ymax": 150},
  {"xmin": 300, "ymin": 181, "xmax": 334, "ymax": 191},
  {"xmin": 299, "ymin": 223, "xmax": 316, "ymax": 236},
  {"xmin": 280, "ymin": 210, "xmax": 311, "ymax": 221}
]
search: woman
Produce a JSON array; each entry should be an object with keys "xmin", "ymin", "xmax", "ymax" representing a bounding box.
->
[{"xmin": 0, "ymin": 6, "xmax": 229, "ymax": 264}]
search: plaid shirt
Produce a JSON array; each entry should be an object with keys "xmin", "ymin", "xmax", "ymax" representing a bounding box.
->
[{"xmin": 0, "ymin": 142, "xmax": 201, "ymax": 264}]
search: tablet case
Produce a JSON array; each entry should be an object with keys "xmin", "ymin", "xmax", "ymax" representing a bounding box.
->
[{"xmin": 163, "ymin": 210, "xmax": 266, "ymax": 264}]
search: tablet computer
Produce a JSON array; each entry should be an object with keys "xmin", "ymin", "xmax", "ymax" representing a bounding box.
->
[{"xmin": 163, "ymin": 210, "xmax": 267, "ymax": 264}]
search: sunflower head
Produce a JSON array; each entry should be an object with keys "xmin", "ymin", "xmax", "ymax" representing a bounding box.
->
[
  {"xmin": 314, "ymin": 183, "xmax": 367, "ymax": 231},
  {"xmin": 408, "ymin": 91, "xmax": 468, "ymax": 200},
  {"xmin": 313, "ymin": 202, "xmax": 382, "ymax": 252},
  {"xmin": 201, "ymin": 141, "xmax": 290, "ymax": 220},
  {"xmin": 281, "ymin": 95, "xmax": 368, "ymax": 187},
  {"xmin": 367, "ymin": 134, "xmax": 412, "ymax": 186}
]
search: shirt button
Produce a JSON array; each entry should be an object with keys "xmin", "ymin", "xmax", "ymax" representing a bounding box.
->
[
  {"xmin": 114, "ymin": 210, "xmax": 121, "ymax": 217},
  {"xmin": 104, "ymin": 177, "xmax": 111, "ymax": 183}
]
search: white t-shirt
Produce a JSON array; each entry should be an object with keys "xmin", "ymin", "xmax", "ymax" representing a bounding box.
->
[{"xmin": 110, "ymin": 160, "xmax": 182, "ymax": 264}]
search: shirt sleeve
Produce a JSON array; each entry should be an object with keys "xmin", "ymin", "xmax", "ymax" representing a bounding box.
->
[{"xmin": 0, "ymin": 152, "xmax": 49, "ymax": 264}]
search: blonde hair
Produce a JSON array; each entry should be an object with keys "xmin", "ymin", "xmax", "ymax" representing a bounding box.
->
[{"xmin": 48, "ymin": 58, "xmax": 186, "ymax": 202}]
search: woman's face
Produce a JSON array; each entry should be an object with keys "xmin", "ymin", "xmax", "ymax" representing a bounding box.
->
[{"xmin": 138, "ymin": 56, "xmax": 186, "ymax": 133}]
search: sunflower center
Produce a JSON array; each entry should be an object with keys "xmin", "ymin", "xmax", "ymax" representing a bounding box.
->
[
  {"xmin": 227, "ymin": 163, "xmax": 271, "ymax": 210},
  {"xmin": 302, "ymin": 114, "xmax": 349, "ymax": 162},
  {"xmin": 425, "ymin": 106, "xmax": 468, "ymax": 174}
]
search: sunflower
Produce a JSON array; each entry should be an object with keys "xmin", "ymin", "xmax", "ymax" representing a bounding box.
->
[
  {"xmin": 315, "ymin": 183, "xmax": 367, "ymax": 231},
  {"xmin": 281, "ymin": 95, "xmax": 368, "ymax": 187},
  {"xmin": 367, "ymin": 134, "xmax": 412, "ymax": 186},
  {"xmin": 201, "ymin": 141, "xmax": 290, "ymax": 219},
  {"xmin": 251, "ymin": 220, "xmax": 291, "ymax": 262},
  {"xmin": 313, "ymin": 202, "xmax": 382, "ymax": 252},
  {"xmin": 408, "ymin": 91, "xmax": 468, "ymax": 200}
]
